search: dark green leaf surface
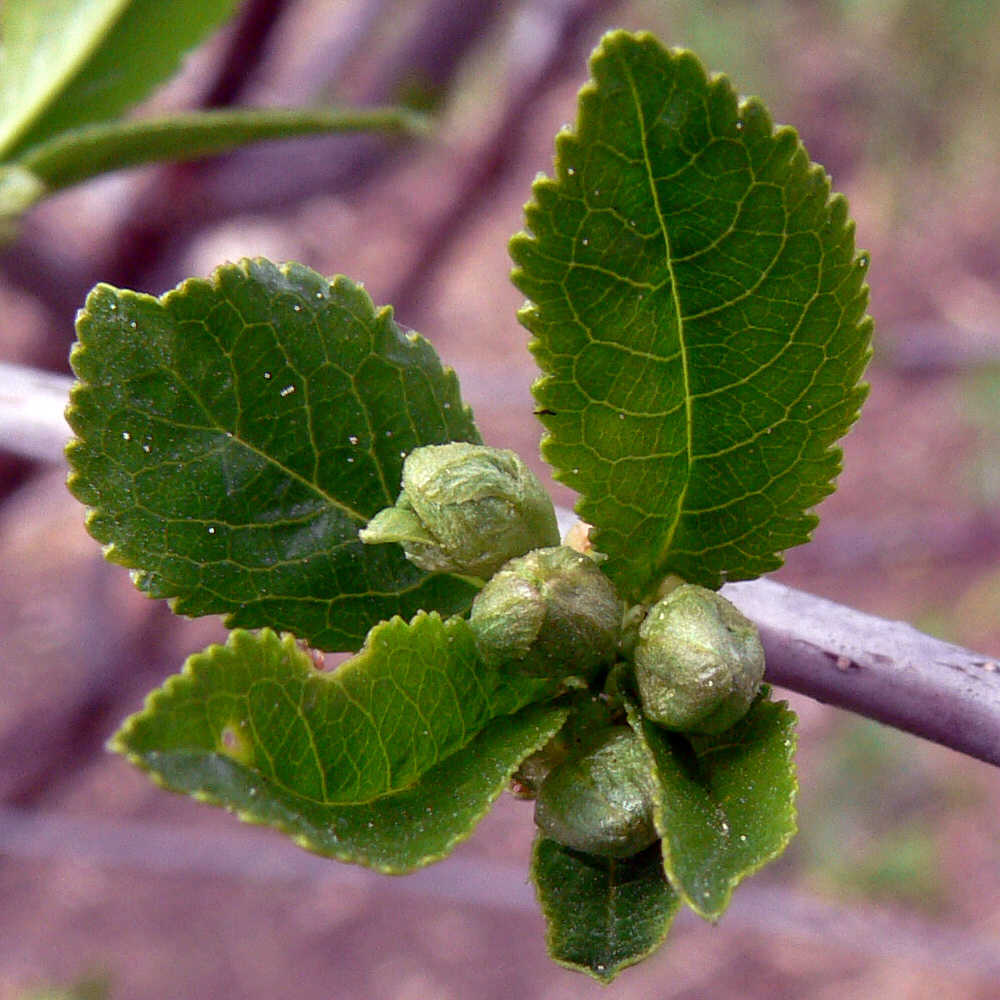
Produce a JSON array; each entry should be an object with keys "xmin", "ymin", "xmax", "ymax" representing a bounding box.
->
[
  {"xmin": 630, "ymin": 689, "xmax": 798, "ymax": 921},
  {"xmin": 0, "ymin": 0, "xmax": 237, "ymax": 161},
  {"xmin": 511, "ymin": 31, "xmax": 872, "ymax": 600},
  {"xmin": 112, "ymin": 625, "xmax": 569, "ymax": 871},
  {"xmin": 19, "ymin": 106, "xmax": 429, "ymax": 194},
  {"xmin": 531, "ymin": 837, "xmax": 680, "ymax": 982},
  {"xmin": 67, "ymin": 259, "xmax": 480, "ymax": 651}
]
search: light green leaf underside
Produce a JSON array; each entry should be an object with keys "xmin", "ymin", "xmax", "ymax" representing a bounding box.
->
[
  {"xmin": 629, "ymin": 688, "xmax": 798, "ymax": 921},
  {"xmin": 0, "ymin": 0, "xmax": 238, "ymax": 160},
  {"xmin": 18, "ymin": 106, "xmax": 429, "ymax": 195},
  {"xmin": 67, "ymin": 258, "xmax": 481, "ymax": 652},
  {"xmin": 531, "ymin": 838, "xmax": 680, "ymax": 982},
  {"xmin": 112, "ymin": 625, "xmax": 569, "ymax": 872},
  {"xmin": 511, "ymin": 30, "xmax": 873, "ymax": 600},
  {"xmin": 0, "ymin": 165, "xmax": 46, "ymax": 235}
]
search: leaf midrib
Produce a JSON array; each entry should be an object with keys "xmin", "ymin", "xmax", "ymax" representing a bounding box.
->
[
  {"xmin": 623, "ymin": 60, "xmax": 693, "ymax": 593},
  {"xmin": 605, "ymin": 857, "xmax": 621, "ymax": 957}
]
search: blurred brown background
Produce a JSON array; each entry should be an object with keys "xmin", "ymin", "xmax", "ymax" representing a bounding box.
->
[{"xmin": 4, "ymin": 0, "xmax": 1000, "ymax": 997}]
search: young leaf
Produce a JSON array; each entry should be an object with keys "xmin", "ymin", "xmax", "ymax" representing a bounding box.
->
[
  {"xmin": 67, "ymin": 258, "xmax": 481, "ymax": 651},
  {"xmin": 117, "ymin": 617, "xmax": 559, "ymax": 804},
  {"xmin": 531, "ymin": 837, "xmax": 680, "ymax": 982},
  {"xmin": 511, "ymin": 31, "xmax": 872, "ymax": 601},
  {"xmin": 112, "ymin": 625, "xmax": 570, "ymax": 871},
  {"xmin": 17, "ymin": 106, "xmax": 429, "ymax": 196},
  {"xmin": 0, "ymin": 0, "xmax": 238, "ymax": 161},
  {"xmin": 629, "ymin": 689, "xmax": 798, "ymax": 921}
]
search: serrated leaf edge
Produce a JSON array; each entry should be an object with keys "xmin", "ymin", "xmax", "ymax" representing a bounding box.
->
[
  {"xmin": 629, "ymin": 690, "xmax": 799, "ymax": 922},
  {"xmin": 530, "ymin": 837, "xmax": 680, "ymax": 983},
  {"xmin": 110, "ymin": 623, "xmax": 570, "ymax": 873},
  {"xmin": 64, "ymin": 257, "xmax": 478, "ymax": 629},
  {"xmin": 510, "ymin": 30, "xmax": 873, "ymax": 597}
]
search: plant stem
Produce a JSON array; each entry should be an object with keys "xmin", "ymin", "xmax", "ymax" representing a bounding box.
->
[
  {"xmin": 724, "ymin": 578, "xmax": 1000, "ymax": 767},
  {"xmin": 21, "ymin": 108, "xmax": 430, "ymax": 194}
]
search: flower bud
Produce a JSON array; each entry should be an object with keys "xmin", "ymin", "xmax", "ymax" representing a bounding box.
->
[
  {"xmin": 359, "ymin": 443, "xmax": 559, "ymax": 579},
  {"xmin": 469, "ymin": 546, "xmax": 622, "ymax": 679},
  {"xmin": 634, "ymin": 584, "xmax": 765, "ymax": 735},
  {"xmin": 534, "ymin": 727, "xmax": 657, "ymax": 858}
]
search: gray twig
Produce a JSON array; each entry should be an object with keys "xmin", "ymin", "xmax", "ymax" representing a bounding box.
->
[
  {"xmin": 0, "ymin": 362, "xmax": 73, "ymax": 463},
  {"xmin": 724, "ymin": 578, "xmax": 1000, "ymax": 767}
]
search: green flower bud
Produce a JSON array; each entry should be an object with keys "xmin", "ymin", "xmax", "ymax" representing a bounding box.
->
[
  {"xmin": 359, "ymin": 443, "xmax": 559, "ymax": 579},
  {"xmin": 634, "ymin": 584, "xmax": 765, "ymax": 736},
  {"xmin": 534, "ymin": 727, "xmax": 657, "ymax": 859},
  {"xmin": 469, "ymin": 546, "xmax": 622, "ymax": 679}
]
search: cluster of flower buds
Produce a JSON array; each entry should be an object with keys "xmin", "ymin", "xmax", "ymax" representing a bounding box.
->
[
  {"xmin": 362, "ymin": 445, "xmax": 767, "ymax": 860},
  {"xmin": 524, "ymin": 584, "xmax": 765, "ymax": 859}
]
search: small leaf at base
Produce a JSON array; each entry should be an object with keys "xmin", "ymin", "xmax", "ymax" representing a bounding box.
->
[
  {"xmin": 630, "ymin": 688, "xmax": 798, "ymax": 920},
  {"xmin": 113, "ymin": 620, "xmax": 560, "ymax": 805},
  {"xmin": 531, "ymin": 837, "xmax": 680, "ymax": 982}
]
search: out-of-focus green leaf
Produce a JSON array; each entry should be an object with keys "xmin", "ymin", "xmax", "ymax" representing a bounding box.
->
[
  {"xmin": 630, "ymin": 688, "xmax": 798, "ymax": 921},
  {"xmin": 0, "ymin": 0, "xmax": 238, "ymax": 160},
  {"xmin": 67, "ymin": 258, "xmax": 481, "ymax": 651},
  {"xmin": 531, "ymin": 837, "xmax": 680, "ymax": 982},
  {"xmin": 511, "ymin": 30, "xmax": 872, "ymax": 601},
  {"xmin": 113, "ymin": 625, "xmax": 569, "ymax": 871},
  {"xmin": 0, "ymin": 165, "xmax": 46, "ymax": 240},
  {"xmin": 18, "ymin": 106, "xmax": 430, "ymax": 194}
]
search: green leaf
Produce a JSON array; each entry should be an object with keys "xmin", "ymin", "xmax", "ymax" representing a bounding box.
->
[
  {"xmin": 629, "ymin": 688, "xmax": 798, "ymax": 921},
  {"xmin": 511, "ymin": 31, "xmax": 872, "ymax": 601},
  {"xmin": 112, "ymin": 624, "xmax": 569, "ymax": 872},
  {"xmin": 113, "ymin": 616, "xmax": 558, "ymax": 805},
  {"xmin": 67, "ymin": 258, "xmax": 481, "ymax": 651},
  {"xmin": 0, "ymin": 164, "xmax": 46, "ymax": 239},
  {"xmin": 531, "ymin": 837, "xmax": 680, "ymax": 982},
  {"xmin": 17, "ymin": 106, "xmax": 430, "ymax": 194},
  {"xmin": 0, "ymin": 0, "xmax": 238, "ymax": 160}
]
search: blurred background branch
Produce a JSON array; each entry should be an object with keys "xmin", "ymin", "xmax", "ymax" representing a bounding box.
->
[{"xmin": 4, "ymin": 0, "xmax": 1000, "ymax": 996}]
